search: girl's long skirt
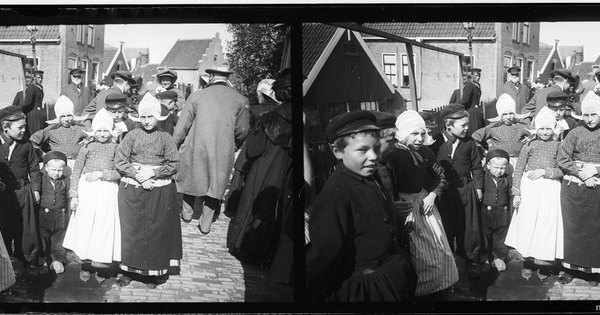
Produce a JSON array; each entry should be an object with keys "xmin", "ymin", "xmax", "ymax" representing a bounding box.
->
[
  {"xmin": 63, "ymin": 177, "xmax": 121, "ymax": 263},
  {"xmin": 118, "ymin": 181, "xmax": 182, "ymax": 276},
  {"xmin": 399, "ymin": 190, "xmax": 458, "ymax": 296},
  {"xmin": 0, "ymin": 232, "xmax": 15, "ymax": 291},
  {"xmin": 505, "ymin": 173, "xmax": 563, "ymax": 261},
  {"xmin": 561, "ymin": 180, "xmax": 600, "ymax": 273}
]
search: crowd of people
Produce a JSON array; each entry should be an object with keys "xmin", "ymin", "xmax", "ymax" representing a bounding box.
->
[
  {"xmin": 305, "ymin": 65, "xmax": 600, "ymax": 302},
  {"xmin": 0, "ymin": 63, "xmax": 293, "ymax": 294}
]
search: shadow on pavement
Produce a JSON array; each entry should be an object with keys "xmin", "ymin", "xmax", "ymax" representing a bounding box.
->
[{"xmin": 241, "ymin": 261, "xmax": 293, "ymax": 302}]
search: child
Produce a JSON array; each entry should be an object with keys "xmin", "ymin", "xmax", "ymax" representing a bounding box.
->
[
  {"xmin": 306, "ymin": 110, "xmax": 416, "ymax": 302},
  {"xmin": 114, "ymin": 93, "xmax": 182, "ymax": 288},
  {"xmin": 472, "ymin": 93, "xmax": 529, "ymax": 170},
  {"xmin": 30, "ymin": 95, "xmax": 89, "ymax": 171},
  {"xmin": 543, "ymin": 91, "xmax": 579, "ymax": 141},
  {"xmin": 38, "ymin": 151, "xmax": 70, "ymax": 274},
  {"xmin": 383, "ymin": 110, "xmax": 458, "ymax": 298},
  {"xmin": 505, "ymin": 106, "xmax": 564, "ymax": 281},
  {"xmin": 481, "ymin": 149, "xmax": 512, "ymax": 272},
  {"xmin": 431, "ymin": 104, "xmax": 485, "ymax": 270},
  {"xmin": 62, "ymin": 108, "xmax": 121, "ymax": 282},
  {"xmin": 556, "ymin": 91, "xmax": 600, "ymax": 285},
  {"xmin": 104, "ymin": 93, "xmax": 137, "ymax": 143},
  {"xmin": 155, "ymin": 90, "xmax": 179, "ymax": 135},
  {"xmin": 0, "ymin": 106, "xmax": 43, "ymax": 273}
]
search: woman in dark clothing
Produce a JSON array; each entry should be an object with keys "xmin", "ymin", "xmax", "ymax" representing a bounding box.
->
[{"xmin": 22, "ymin": 70, "xmax": 47, "ymax": 137}]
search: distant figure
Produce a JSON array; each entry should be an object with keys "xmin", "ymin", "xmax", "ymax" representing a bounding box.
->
[
  {"xmin": 461, "ymin": 68, "xmax": 486, "ymax": 134},
  {"xmin": 12, "ymin": 74, "xmax": 32, "ymax": 107},
  {"xmin": 500, "ymin": 66, "xmax": 530, "ymax": 114},
  {"xmin": 62, "ymin": 68, "xmax": 92, "ymax": 116},
  {"xmin": 22, "ymin": 70, "xmax": 47, "ymax": 136}
]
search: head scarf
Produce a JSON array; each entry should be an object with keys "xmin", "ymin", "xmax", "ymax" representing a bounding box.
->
[
  {"xmin": 46, "ymin": 95, "xmax": 88, "ymax": 124},
  {"xmin": 395, "ymin": 110, "xmax": 429, "ymax": 143},
  {"xmin": 85, "ymin": 108, "xmax": 117, "ymax": 138},
  {"xmin": 581, "ymin": 90, "xmax": 600, "ymax": 116},
  {"xmin": 488, "ymin": 93, "xmax": 528, "ymax": 122},
  {"xmin": 129, "ymin": 93, "xmax": 168, "ymax": 122}
]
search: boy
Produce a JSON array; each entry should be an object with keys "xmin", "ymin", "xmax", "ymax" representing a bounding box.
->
[
  {"xmin": 39, "ymin": 151, "xmax": 70, "ymax": 274},
  {"xmin": 431, "ymin": 104, "xmax": 485, "ymax": 270},
  {"xmin": 0, "ymin": 106, "xmax": 42, "ymax": 272},
  {"xmin": 155, "ymin": 90, "xmax": 179, "ymax": 135},
  {"xmin": 482, "ymin": 149, "xmax": 512, "ymax": 272},
  {"xmin": 306, "ymin": 110, "xmax": 416, "ymax": 302}
]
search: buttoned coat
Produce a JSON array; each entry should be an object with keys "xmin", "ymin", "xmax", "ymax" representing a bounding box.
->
[
  {"xmin": 520, "ymin": 84, "xmax": 562, "ymax": 116},
  {"xmin": 500, "ymin": 81, "xmax": 530, "ymax": 114},
  {"xmin": 62, "ymin": 83, "xmax": 92, "ymax": 116},
  {"xmin": 173, "ymin": 82, "xmax": 250, "ymax": 199}
]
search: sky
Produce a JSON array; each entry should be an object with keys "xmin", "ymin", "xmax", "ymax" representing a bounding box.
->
[
  {"xmin": 104, "ymin": 23, "xmax": 233, "ymax": 64},
  {"xmin": 539, "ymin": 22, "xmax": 600, "ymax": 62}
]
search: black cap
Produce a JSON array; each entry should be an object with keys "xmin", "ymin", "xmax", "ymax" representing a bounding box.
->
[
  {"xmin": 471, "ymin": 68, "xmax": 482, "ymax": 73},
  {"xmin": 486, "ymin": 149, "xmax": 510, "ymax": 164},
  {"xmin": 156, "ymin": 90, "xmax": 178, "ymax": 101},
  {"xmin": 0, "ymin": 106, "xmax": 25, "ymax": 122},
  {"xmin": 110, "ymin": 70, "xmax": 137, "ymax": 85},
  {"xmin": 43, "ymin": 151, "xmax": 67, "ymax": 165},
  {"xmin": 34, "ymin": 70, "xmax": 44, "ymax": 75},
  {"xmin": 546, "ymin": 90, "xmax": 569, "ymax": 108},
  {"xmin": 105, "ymin": 92, "xmax": 127, "ymax": 109},
  {"xmin": 325, "ymin": 110, "xmax": 379, "ymax": 142},
  {"xmin": 69, "ymin": 68, "xmax": 83, "ymax": 76},
  {"xmin": 507, "ymin": 66, "xmax": 521, "ymax": 75},
  {"xmin": 372, "ymin": 111, "xmax": 396, "ymax": 130},
  {"xmin": 550, "ymin": 68, "xmax": 575, "ymax": 82},
  {"xmin": 419, "ymin": 111, "xmax": 438, "ymax": 128},
  {"xmin": 440, "ymin": 104, "xmax": 468, "ymax": 120}
]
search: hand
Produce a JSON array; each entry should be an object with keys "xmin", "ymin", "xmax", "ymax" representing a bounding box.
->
[
  {"xmin": 476, "ymin": 189, "xmax": 483, "ymax": 202},
  {"xmin": 70, "ymin": 198, "xmax": 78, "ymax": 210},
  {"xmin": 34, "ymin": 191, "xmax": 40, "ymax": 203},
  {"xmin": 584, "ymin": 177, "xmax": 597, "ymax": 188},
  {"xmin": 578, "ymin": 167, "xmax": 598, "ymax": 181},
  {"xmin": 513, "ymin": 195, "xmax": 521, "ymax": 209},
  {"xmin": 135, "ymin": 168, "xmax": 155, "ymax": 183},
  {"xmin": 141, "ymin": 180, "xmax": 154, "ymax": 191},
  {"xmin": 404, "ymin": 212, "xmax": 415, "ymax": 233},
  {"xmin": 392, "ymin": 199, "xmax": 413, "ymax": 218},
  {"xmin": 84, "ymin": 171, "xmax": 103, "ymax": 182},
  {"xmin": 422, "ymin": 193, "xmax": 436, "ymax": 215},
  {"xmin": 0, "ymin": 181, "xmax": 5, "ymax": 192},
  {"xmin": 527, "ymin": 169, "xmax": 545, "ymax": 180}
]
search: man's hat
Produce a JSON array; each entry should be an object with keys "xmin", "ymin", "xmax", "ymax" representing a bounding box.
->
[
  {"xmin": 156, "ymin": 90, "xmax": 178, "ymax": 101},
  {"xmin": 110, "ymin": 70, "xmax": 137, "ymax": 85},
  {"xmin": 372, "ymin": 111, "xmax": 396, "ymax": 130},
  {"xmin": 471, "ymin": 68, "xmax": 482, "ymax": 74},
  {"xmin": 550, "ymin": 68, "xmax": 575, "ymax": 83},
  {"xmin": 325, "ymin": 110, "xmax": 379, "ymax": 142},
  {"xmin": 131, "ymin": 76, "xmax": 143, "ymax": 88},
  {"xmin": 156, "ymin": 68, "xmax": 178, "ymax": 81},
  {"xmin": 69, "ymin": 68, "xmax": 83, "ymax": 77},
  {"xmin": 486, "ymin": 148, "xmax": 510, "ymax": 164},
  {"xmin": 34, "ymin": 70, "xmax": 44, "ymax": 75},
  {"xmin": 440, "ymin": 104, "xmax": 469, "ymax": 120},
  {"xmin": 105, "ymin": 92, "xmax": 127, "ymax": 110},
  {"xmin": 507, "ymin": 66, "xmax": 521, "ymax": 75},
  {"xmin": 0, "ymin": 106, "xmax": 25, "ymax": 122},
  {"xmin": 546, "ymin": 90, "xmax": 569, "ymax": 109},
  {"xmin": 43, "ymin": 151, "xmax": 67, "ymax": 165},
  {"xmin": 206, "ymin": 62, "xmax": 234, "ymax": 75}
]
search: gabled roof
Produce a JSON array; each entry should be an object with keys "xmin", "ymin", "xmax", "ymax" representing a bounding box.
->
[
  {"xmin": 124, "ymin": 47, "xmax": 149, "ymax": 61},
  {"xmin": 558, "ymin": 45, "xmax": 583, "ymax": 59},
  {"xmin": 537, "ymin": 42, "xmax": 553, "ymax": 72},
  {"xmin": 360, "ymin": 22, "xmax": 496, "ymax": 38},
  {"xmin": 594, "ymin": 54, "xmax": 600, "ymax": 66},
  {"xmin": 132, "ymin": 63, "xmax": 159, "ymax": 83},
  {"xmin": 570, "ymin": 61, "xmax": 595, "ymax": 78},
  {"xmin": 538, "ymin": 41, "xmax": 565, "ymax": 74},
  {"xmin": 0, "ymin": 25, "xmax": 60, "ymax": 40},
  {"xmin": 103, "ymin": 43, "xmax": 118, "ymax": 73},
  {"xmin": 302, "ymin": 23, "xmax": 338, "ymax": 77},
  {"xmin": 160, "ymin": 39, "xmax": 211, "ymax": 69}
]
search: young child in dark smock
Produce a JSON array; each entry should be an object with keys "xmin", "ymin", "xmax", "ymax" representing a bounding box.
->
[{"xmin": 306, "ymin": 110, "xmax": 416, "ymax": 302}]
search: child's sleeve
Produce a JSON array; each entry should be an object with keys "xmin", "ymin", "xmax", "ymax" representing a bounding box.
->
[
  {"xmin": 512, "ymin": 143, "xmax": 530, "ymax": 196},
  {"xmin": 70, "ymin": 146, "xmax": 88, "ymax": 198},
  {"xmin": 545, "ymin": 144, "xmax": 564, "ymax": 180},
  {"xmin": 471, "ymin": 125, "xmax": 490, "ymax": 147},
  {"xmin": 425, "ymin": 148, "xmax": 448, "ymax": 196},
  {"xmin": 103, "ymin": 145, "xmax": 121, "ymax": 181},
  {"xmin": 557, "ymin": 130, "xmax": 579, "ymax": 176},
  {"xmin": 114, "ymin": 133, "xmax": 137, "ymax": 178},
  {"xmin": 470, "ymin": 141, "xmax": 484, "ymax": 190},
  {"xmin": 29, "ymin": 126, "xmax": 49, "ymax": 149},
  {"xmin": 152, "ymin": 134, "xmax": 179, "ymax": 178},
  {"xmin": 27, "ymin": 142, "xmax": 42, "ymax": 192}
]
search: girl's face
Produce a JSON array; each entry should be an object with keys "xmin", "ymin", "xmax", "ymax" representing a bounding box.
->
[
  {"xmin": 59, "ymin": 114, "xmax": 73, "ymax": 128},
  {"xmin": 140, "ymin": 115, "xmax": 158, "ymax": 131},
  {"xmin": 500, "ymin": 112, "xmax": 515, "ymax": 125},
  {"xmin": 94, "ymin": 129, "xmax": 111, "ymax": 143},
  {"xmin": 536, "ymin": 127, "xmax": 554, "ymax": 141},
  {"xmin": 405, "ymin": 128, "xmax": 426, "ymax": 151}
]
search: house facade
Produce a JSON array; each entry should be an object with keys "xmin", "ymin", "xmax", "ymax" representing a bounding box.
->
[
  {"xmin": 362, "ymin": 22, "xmax": 540, "ymax": 111},
  {"xmin": 0, "ymin": 25, "xmax": 105, "ymax": 105},
  {"xmin": 102, "ymin": 42, "xmax": 130, "ymax": 85}
]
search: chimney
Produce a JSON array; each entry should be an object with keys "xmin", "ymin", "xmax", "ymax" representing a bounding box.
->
[{"xmin": 119, "ymin": 41, "xmax": 125, "ymax": 50}]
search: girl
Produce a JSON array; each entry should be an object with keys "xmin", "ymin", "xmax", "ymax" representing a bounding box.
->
[
  {"xmin": 504, "ymin": 106, "xmax": 564, "ymax": 281},
  {"xmin": 114, "ymin": 93, "xmax": 181, "ymax": 288},
  {"xmin": 62, "ymin": 108, "xmax": 121, "ymax": 282},
  {"xmin": 383, "ymin": 110, "xmax": 458, "ymax": 298}
]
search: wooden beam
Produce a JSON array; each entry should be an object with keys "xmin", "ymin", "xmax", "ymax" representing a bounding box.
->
[{"xmin": 406, "ymin": 43, "xmax": 418, "ymax": 111}]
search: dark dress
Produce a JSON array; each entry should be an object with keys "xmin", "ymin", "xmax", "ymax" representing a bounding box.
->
[
  {"xmin": 306, "ymin": 163, "xmax": 416, "ymax": 302},
  {"xmin": 22, "ymin": 83, "xmax": 47, "ymax": 137},
  {"xmin": 462, "ymin": 81, "xmax": 486, "ymax": 133},
  {"xmin": 225, "ymin": 103, "xmax": 293, "ymax": 284}
]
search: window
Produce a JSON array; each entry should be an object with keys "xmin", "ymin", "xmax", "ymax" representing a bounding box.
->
[
  {"xmin": 87, "ymin": 25, "xmax": 95, "ymax": 47},
  {"xmin": 68, "ymin": 57, "xmax": 77, "ymax": 70},
  {"xmin": 401, "ymin": 54, "xmax": 410, "ymax": 87},
  {"xmin": 92, "ymin": 62, "xmax": 99, "ymax": 85},
  {"xmin": 522, "ymin": 22, "xmax": 530, "ymax": 45},
  {"xmin": 527, "ymin": 60, "xmax": 534, "ymax": 83},
  {"xmin": 516, "ymin": 57, "xmax": 524, "ymax": 82},
  {"xmin": 511, "ymin": 22, "xmax": 519, "ymax": 42},
  {"xmin": 382, "ymin": 53, "xmax": 398, "ymax": 87},
  {"xmin": 76, "ymin": 25, "xmax": 83, "ymax": 43},
  {"xmin": 214, "ymin": 54, "xmax": 217, "ymax": 62},
  {"xmin": 81, "ymin": 59, "xmax": 88, "ymax": 85},
  {"xmin": 503, "ymin": 54, "xmax": 513, "ymax": 82},
  {"xmin": 360, "ymin": 101, "xmax": 378, "ymax": 111}
]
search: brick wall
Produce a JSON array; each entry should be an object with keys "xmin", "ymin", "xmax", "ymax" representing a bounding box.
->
[{"xmin": 63, "ymin": 25, "xmax": 105, "ymax": 88}]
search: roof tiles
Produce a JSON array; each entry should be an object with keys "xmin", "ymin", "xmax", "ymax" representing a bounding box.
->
[
  {"xmin": 361, "ymin": 22, "xmax": 496, "ymax": 38},
  {"xmin": 160, "ymin": 39, "xmax": 211, "ymax": 69},
  {"xmin": 302, "ymin": 23, "xmax": 338, "ymax": 77},
  {"xmin": 0, "ymin": 25, "xmax": 60, "ymax": 40}
]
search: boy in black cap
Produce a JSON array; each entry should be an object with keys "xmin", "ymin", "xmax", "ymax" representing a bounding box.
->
[
  {"xmin": 39, "ymin": 151, "xmax": 70, "ymax": 274},
  {"xmin": 481, "ymin": 149, "xmax": 512, "ymax": 272},
  {"xmin": 155, "ymin": 90, "xmax": 179, "ymax": 135},
  {"xmin": 104, "ymin": 93, "xmax": 137, "ymax": 143},
  {"xmin": 306, "ymin": 110, "xmax": 416, "ymax": 302},
  {"xmin": 545, "ymin": 90, "xmax": 578, "ymax": 140}
]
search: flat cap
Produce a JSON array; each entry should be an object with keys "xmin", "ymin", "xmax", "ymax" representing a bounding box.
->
[
  {"xmin": 486, "ymin": 148, "xmax": 510, "ymax": 164},
  {"xmin": 105, "ymin": 92, "xmax": 127, "ymax": 109},
  {"xmin": 507, "ymin": 66, "xmax": 521, "ymax": 75},
  {"xmin": 156, "ymin": 68, "xmax": 178, "ymax": 80},
  {"xmin": 471, "ymin": 68, "xmax": 482, "ymax": 73},
  {"xmin": 419, "ymin": 111, "xmax": 438, "ymax": 128},
  {"xmin": 550, "ymin": 68, "xmax": 575, "ymax": 82},
  {"xmin": 546, "ymin": 90, "xmax": 569, "ymax": 108},
  {"xmin": 156, "ymin": 90, "xmax": 178, "ymax": 101},
  {"xmin": 0, "ymin": 106, "xmax": 25, "ymax": 122},
  {"xmin": 110, "ymin": 70, "xmax": 137, "ymax": 85},
  {"xmin": 272, "ymin": 68, "xmax": 291, "ymax": 91},
  {"xmin": 69, "ymin": 68, "xmax": 83, "ymax": 76},
  {"xmin": 326, "ymin": 110, "xmax": 379, "ymax": 142},
  {"xmin": 372, "ymin": 111, "xmax": 396, "ymax": 130},
  {"xmin": 440, "ymin": 104, "xmax": 469, "ymax": 120},
  {"xmin": 34, "ymin": 70, "xmax": 44, "ymax": 75},
  {"xmin": 43, "ymin": 151, "xmax": 67, "ymax": 165}
]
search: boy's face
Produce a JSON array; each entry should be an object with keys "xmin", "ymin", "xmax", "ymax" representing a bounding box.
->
[
  {"xmin": 334, "ymin": 133, "xmax": 380, "ymax": 178},
  {"xmin": 140, "ymin": 115, "xmax": 158, "ymax": 131},
  {"xmin": 59, "ymin": 114, "xmax": 73, "ymax": 127},
  {"xmin": 160, "ymin": 77, "xmax": 173, "ymax": 89},
  {"xmin": 500, "ymin": 112, "xmax": 515, "ymax": 125},
  {"xmin": 94, "ymin": 129, "xmax": 111, "ymax": 143},
  {"xmin": 3, "ymin": 119, "xmax": 26, "ymax": 140},
  {"xmin": 107, "ymin": 107, "xmax": 125, "ymax": 122},
  {"xmin": 406, "ymin": 129, "xmax": 426, "ymax": 151},
  {"xmin": 487, "ymin": 157, "xmax": 508, "ymax": 178},
  {"xmin": 536, "ymin": 127, "xmax": 554, "ymax": 141},
  {"xmin": 45, "ymin": 159, "xmax": 66, "ymax": 180},
  {"xmin": 549, "ymin": 106, "xmax": 566, "ymax": 120},
  {"xmin": 583, "ymin": 113, "xmax": 600, "ymax": 129},
  {"xmin": 446, "ymin": 117, "xmax": 469, "ymax": 138},
  {"xmin": 160, "ymin": 98, "xmax": 175, "ymax": 111}
]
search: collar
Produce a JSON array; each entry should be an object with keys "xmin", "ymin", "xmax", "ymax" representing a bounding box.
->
[
  {"xmin": 113, "ymin": 86, "xmax": 124, "ymax": 93},
  {"xmin": 0, "ymin": 133, "xmax": 15, "ymax": 146},
  {"xmin": 71, "ymin": 82, "xmax": 81, "ymax": 89},
  {"xmin": 442, "ymin": 130, "xmax": 459, "ymax": 144},
  {"xmin": 336, "ymin": 161, "xmax": 373, "ymax": 183},
  {"xmin": 209, "ymin": 80, "xmax": 229, "ymax": 87}
]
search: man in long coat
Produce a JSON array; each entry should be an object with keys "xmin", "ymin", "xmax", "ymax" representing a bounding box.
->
[
  {"xmin": 461, "ymin": 68, "xmax": 486, "ymax": 133},
  {"xmin": 61, "ymin": 68, "xmax": 92, "ymax": 116},
  {"xmin": 173, "ymin": 63, "xmax": 250, "ymax": 235},
  {"xmin": 12, "ymin": 74, "xmax": 32, "ymax": 108},
  {"xmin": 500, "ymin": 66, "xmax": 530, "ymax": 114},
  {"xmin": 22, "ymin": 70, "xmax": 47, "ymax": 137},
  {"xmin": 521, "ymin": 68, "xmax": 575, "ymax": 121},
  {"xmin": 82, "ymin": 70, "xmax": 136, "ymax": 127}
]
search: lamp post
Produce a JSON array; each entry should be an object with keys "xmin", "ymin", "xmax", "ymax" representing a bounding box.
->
[
  {"xmin": 462, "ymin": 22, "xmax": 475, "ymax": 69},
  {"xmin": 25, "ymin": 25, "xmax": 38, "ymax": 72}
]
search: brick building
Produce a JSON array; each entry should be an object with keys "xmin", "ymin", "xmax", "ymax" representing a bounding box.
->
[
  {"xmin": 361, "ymin": 22, "xmax": 540, "ymax": 111},
  {"xmin": 0, "ymin": 25, "xmax": 105, "ymax": 106}
]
